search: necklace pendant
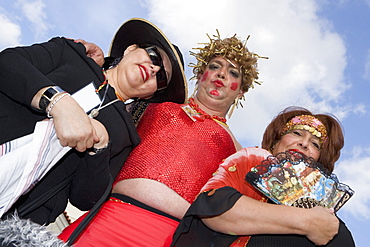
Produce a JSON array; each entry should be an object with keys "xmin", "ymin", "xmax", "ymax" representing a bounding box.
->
[
  {"xmin": 181, "ymin": 105, "xmax": 204, "ymax": 122},
  {"xmin": 89, "ymin": 108, "xmax": 99, "ymax": 118}
]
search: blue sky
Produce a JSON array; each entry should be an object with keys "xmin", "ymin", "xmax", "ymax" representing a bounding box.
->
[{"xmin": 1, "ymin": 0, "xmax": 369, "ymax": 246}]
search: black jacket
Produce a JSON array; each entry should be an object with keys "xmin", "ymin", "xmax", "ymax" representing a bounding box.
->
[{"xmin": 0, "ymin": 37, "xmax": 140, "ymax": 224}]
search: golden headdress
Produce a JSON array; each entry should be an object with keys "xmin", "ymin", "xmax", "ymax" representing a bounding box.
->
[{"xmin": 189, "ymin": 30, "xmax": 267, "ymax": 92}]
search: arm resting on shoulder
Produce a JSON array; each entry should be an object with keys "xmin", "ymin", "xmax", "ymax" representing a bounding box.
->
[{"xmin": 73, "ymin": 39, "xmax": 105, "ymax": 67}]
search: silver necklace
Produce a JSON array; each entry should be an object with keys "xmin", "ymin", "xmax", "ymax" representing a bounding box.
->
[{"xmin": 89, "ymin": 83, "xmax": 120, "ymax": 118}]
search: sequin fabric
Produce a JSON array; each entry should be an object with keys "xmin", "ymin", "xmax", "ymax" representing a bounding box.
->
[{"xmin": 115, "ymin": 102, "xmax": 236, "ymax": 203}]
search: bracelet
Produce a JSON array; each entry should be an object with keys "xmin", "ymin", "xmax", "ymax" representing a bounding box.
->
[{"xmin": 46, "ymin": 92, "xmax": 70, "ymax": 118}]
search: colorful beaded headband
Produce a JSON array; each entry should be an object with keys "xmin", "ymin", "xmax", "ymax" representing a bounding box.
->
[{"xmin": 281, "ymin": 115, "xmax": 328, "ymax": 143}]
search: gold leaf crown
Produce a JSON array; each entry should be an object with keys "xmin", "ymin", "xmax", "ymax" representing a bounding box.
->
[{"xmin": 189, "ymin": 30, "xmax": 268, "ymax": 92}]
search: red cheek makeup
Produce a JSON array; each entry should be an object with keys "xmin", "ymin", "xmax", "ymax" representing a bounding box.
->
[
  {"xmin": 201, "ymin": 71, "xmax": 209, "ymax": 82},
  {"xmin": 230, "ymin": 82, "xmax": 238, "ymax": 91}
]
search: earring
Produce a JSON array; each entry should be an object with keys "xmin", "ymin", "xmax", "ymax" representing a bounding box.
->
[
  {"xmin": 227, "ymin": 97, "xmax": 239, "ymax": 119},
  {"xmin": 227, "ymin": 95, "xmax": 245, "ymax": 119}
]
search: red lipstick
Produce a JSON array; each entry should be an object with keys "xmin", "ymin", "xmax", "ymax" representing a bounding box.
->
[
  {"xmin": 288, "ymin": 149, "xmax": 304, "ymax": 155},
  {"xmin": 210, "ymin": 90, "xmax": 219, "ymax": 96},
  {"xmin": 138, "ymin": 65, "xmax": 149, "ymax": 82},
  {"xmin": 212, "ymin": 80, "xmax": 224, "ymax": 88}
]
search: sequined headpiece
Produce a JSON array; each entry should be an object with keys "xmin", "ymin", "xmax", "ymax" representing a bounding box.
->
[
  {"xmin": 189, "ymin": 30, "xmax": 267, "ymax": 92},
  {"xmin": 281, "ymin": 115, "xmax": 328, "ymax": 143}
]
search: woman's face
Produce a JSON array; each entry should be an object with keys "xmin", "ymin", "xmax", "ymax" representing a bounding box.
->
[
  {"xmin": 195, "ymin": 56, "xmax": 243, "ymax": 110},
  {"xmin": 114, "ymin": 45, "xmax": 172, "ymax": 99},
  {"xmin": 272, "ymin": 129, "xmax": 321, "ymax": 161}
]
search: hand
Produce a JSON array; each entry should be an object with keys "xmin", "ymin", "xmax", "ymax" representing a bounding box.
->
[
  {"xmin": 304, "ymin": 207, "xmax": 339, "ymax": 245},
  {"xmin": 89, "ymin": 118, "xmax": 109, "ymax": 149},
  {"xmin": 50, "ymin": 95, "xmax": 100, "ymax": 152},
  {"xmin": 74, "ymin": 39, "xmax": 105, "ymax": 67}
]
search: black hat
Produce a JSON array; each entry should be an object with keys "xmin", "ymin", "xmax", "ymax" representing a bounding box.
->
[{"xmin": 107, "ymin": 18, "xmax": 187, "ymax": 104}]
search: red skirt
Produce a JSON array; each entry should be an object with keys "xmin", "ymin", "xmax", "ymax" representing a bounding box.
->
[{"xmin": 59, "ymin": 197, "xmax": 180, "ymax": 247}]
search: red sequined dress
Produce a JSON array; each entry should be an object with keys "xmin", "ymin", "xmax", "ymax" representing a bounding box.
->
[
  {"xmin": 58, "ymin": 101, "xmax": 237, "ymax": 247},
  {"xmin": 115, "ymin": 101, "xmax": 237, "ymax": 203}
]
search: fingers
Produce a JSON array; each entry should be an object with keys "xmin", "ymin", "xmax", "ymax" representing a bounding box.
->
[
  {"xmin": 88, "ymin": 46, "xmax": 104, "ymax": 67},
  {"xmin": 45, "ymin": 84, "xmax": 107, "ymax": 152},
  {"xmin": 52, "ymin": 96, "xmax": 98, "ymax": 152},
  {"xmin": 92, "ymin": 127, "xmax": 101, "ymax": 144},
  {"xmin": 89, "ymin": 118, "xmax": 109, "ymax": 149},
  {"xmin": 69, "ymin": 38, "xmax": 105, "ymax": 67},
  {"xmin": 305, "ymin": 207, "xmax": 339, "ymax": 245},
  {"xmin": 73, "ymin": 39, "xmax": 86, "ymax": 44},
  {"xmin": 78, "ymin": 40, "xmax": 105, "ymax": 67},
  {"xmin": 327, "ymin": 208, "xmax": 335, "ymax": 214},
  {"xmin": 57, "ymin": 123, "xmax": 96, "ymax": 152},
  {"xmin": 75, "ymin": 131, "xmax": 96, "ymax": 152}
]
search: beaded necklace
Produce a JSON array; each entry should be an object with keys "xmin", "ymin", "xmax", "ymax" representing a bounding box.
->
[
  {"xmin": 95, "ymin": 70, "xmax": 109, "ymax": 93},
  {"xmin": 187, "ymin": 97, "xmax": 227, "ymax": 125},
  {"xmin": 96, "ymin": 69, "xmax": 125, "ymax": 101}
]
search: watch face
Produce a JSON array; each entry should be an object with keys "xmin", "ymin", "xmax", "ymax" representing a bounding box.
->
[
  {"xmin": 39, "ymin": 86, "xmax": 64, "ymax": 111},
  {"xmin": 43, "ymin": 87, "xmax": 58, "ymax": 100}
]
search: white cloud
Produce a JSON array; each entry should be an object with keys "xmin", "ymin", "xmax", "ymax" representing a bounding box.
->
[
  {"xmin": 20, "ymin": 0, "xmax": 151, "ymax": 55},
  {"xmin": 15, "ymin": 0, "xmax": 49, "ymax": 40},
  {"xmin": 0, "ymin": 13, "xmax": 22, "ymax": 50},
  {"xmin": 144, "ymin": 2, "xmax": 370, "ymax": 224},
  {"xmin": 334, "ymin": 146, "xmax": 370, "ymax": 220},
  {"xmin": 144, "ymin": 0, "xmax": 353, "ymax": 146}
]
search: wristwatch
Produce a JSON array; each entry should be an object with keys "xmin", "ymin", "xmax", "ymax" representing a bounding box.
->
[{"xmin": 39, "ymin": 86, "xmax": 65, "ymax": 112}]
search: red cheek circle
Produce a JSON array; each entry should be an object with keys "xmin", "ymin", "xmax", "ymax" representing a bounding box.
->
[
  {"xmin": 201, "ymin": 71, "xmax": 209, "ymax": 82},
  {"xmin": 210, "ymin": 90, "xmax": 219, "ymax": 96},
  {"xmin": 230, "ymin": 82, "xmax": 238, "ymax": 91}
]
